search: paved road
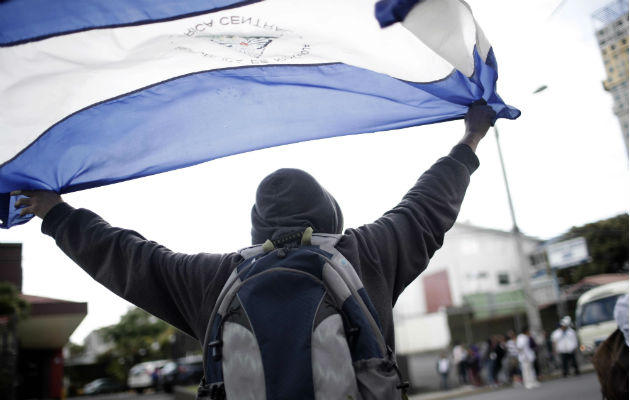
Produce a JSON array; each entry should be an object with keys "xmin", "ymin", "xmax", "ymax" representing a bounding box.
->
[
  {"xmin": 70, "ymin": 391, "xmax": 173, "ymax": 400},
  {"xmin": 413, "ymin": 372, "xmax": 601, "ymax": 400},
  {"xmin": 75, "ymin": 373, "xmax": 600, "ymax": 400}
]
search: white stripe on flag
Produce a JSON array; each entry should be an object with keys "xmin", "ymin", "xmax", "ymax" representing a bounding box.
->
[{"xmin": 1, "ymin": 0, "xmax": 475, "ymax": 161}]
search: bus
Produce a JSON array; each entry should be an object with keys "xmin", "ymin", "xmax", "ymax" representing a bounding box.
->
[{"xmin": 575, "ymin": 279, "xmax": 628, "ymax": 356}]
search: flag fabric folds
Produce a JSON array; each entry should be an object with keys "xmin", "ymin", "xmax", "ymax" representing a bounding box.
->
[{"xmin": 0, "ymin": 0, "xmax": 520, "ymax": 228}]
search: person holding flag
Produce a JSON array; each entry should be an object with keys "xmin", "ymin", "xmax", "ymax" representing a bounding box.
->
[{"xmin": 13, "ymin": 102, "xmax": 495, "ymax": 397}]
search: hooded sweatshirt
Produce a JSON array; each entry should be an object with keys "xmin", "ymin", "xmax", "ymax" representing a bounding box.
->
[
  {"xmin": 41, "ymin": 144, "xmax": 479, "ymax": 352},
  {"xmin": 251, "ymin": 168, "xmax": 344, "ymax": 245}
]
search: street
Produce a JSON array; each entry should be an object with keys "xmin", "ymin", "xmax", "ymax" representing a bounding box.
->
[
  {"xmin": 70, "ymin": 392, "xmax": 174, "ymax": 400},
  {"xmin": 412, "ymin": 371, "xmax": 601, "ymax": 400},
  {"xmin": 73, "ymin": 373, "xmax": 601, "ymax": 400}
]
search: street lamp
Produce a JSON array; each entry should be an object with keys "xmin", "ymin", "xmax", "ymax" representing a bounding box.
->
[{"xmin": 494, "ymin": 85, "xmax": 548, "ymax": 339}]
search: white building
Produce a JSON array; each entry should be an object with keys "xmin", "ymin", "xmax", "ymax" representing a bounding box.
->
[{"xmin": 394, "ymin": 222, "xmax": 548, "ymax": 354}]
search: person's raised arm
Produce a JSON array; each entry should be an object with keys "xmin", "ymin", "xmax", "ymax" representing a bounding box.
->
[
  {"xmin": 340, "ymin": 102, "xmax": 496, "ymax": 305},
  {"xmin": 11, "ymin": 189, "xmax": 234, "ymax": 341},
  {"xmin": 458, "ymin": 101, "xmax": 496, "ymax": 152}
]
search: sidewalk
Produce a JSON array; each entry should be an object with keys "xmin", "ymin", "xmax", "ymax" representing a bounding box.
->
[
  {"xmin": 409, "ymin": 385, "xmax": 493, "ymax": 400},
  {"xmin": 408, "ymin": 364, "xmax": 595, "ymax": 400}
]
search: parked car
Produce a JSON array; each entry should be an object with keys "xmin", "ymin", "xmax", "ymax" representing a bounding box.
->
[
  {"xmin": 127, "ymin": 360, "xmax": 168, "ymax": 393},
  {"xmin": 83, "ymin": 378, "xmax": 125, "ymax": 395},
  {"xmin": 576, "ymin": 279, "xmax": 628, "ymax": 356},
  {"xmin": 159, "ymin": 355, "xmax": 204, "ymax": 393}
]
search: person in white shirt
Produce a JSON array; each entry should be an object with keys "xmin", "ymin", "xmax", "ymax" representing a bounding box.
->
[
  {"xmin": 551, "ymin": 316, "xmax": 580, "ymax": 377},
  {"xmin": 436, "ymin": 353, "xmax": 451, "ymax": 391},
  {"xmin": 516, "ymin": 327, "xmax": 540, "ymax": 389}
]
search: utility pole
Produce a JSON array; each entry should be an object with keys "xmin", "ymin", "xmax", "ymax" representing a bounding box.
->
[{"xmin": 494, "ymin": 125, "xmax": 543, "ymax": 339}]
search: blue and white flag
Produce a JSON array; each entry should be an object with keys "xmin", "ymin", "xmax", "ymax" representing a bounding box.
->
[{"xmin": 0, "ymin": 0, "xmax": 519, "ymax": 228}]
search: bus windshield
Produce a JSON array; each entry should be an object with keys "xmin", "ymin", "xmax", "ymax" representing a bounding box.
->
[{"xmin": 579, "ymin": 295, "xmax": 622, "ymax": 327}]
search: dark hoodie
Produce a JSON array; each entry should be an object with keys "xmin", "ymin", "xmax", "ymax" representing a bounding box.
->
[
  {"xmin": 251, "ymin": 168, "xmax": 343, "ymax": 245},
  {"xmin": 41, "ymin": 144, "xmax": 479, "ymax": 352}
]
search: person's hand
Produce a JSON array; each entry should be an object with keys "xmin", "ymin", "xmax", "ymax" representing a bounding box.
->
[
  {"xmin": 459, "ymin": 101, "xmax": 496, "ymax": 152},
  {"xmin": 11, "ymin": 190, "xmax": 63, "ymax": 219}
]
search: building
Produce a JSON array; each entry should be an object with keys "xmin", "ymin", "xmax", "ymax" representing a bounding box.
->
[
  {"xmin": 391, "ymin": 223, "xmax": 561, "ymax": 391},
  {"xmin": 0, "ymin": 243, "xmax": 87, "ymax": 399},
  {"xmin": 593, "ymin": 0, "xmax": 629, "ymax": 156},
  {"xmin": 394, "ymin": 222, "xmax": 548, "ymax": 353}
]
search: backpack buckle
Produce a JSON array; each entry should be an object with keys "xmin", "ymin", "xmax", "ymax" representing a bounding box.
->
[{"xmin": 209, "ymin": 339, "xmax": 223, "ymax": 361}]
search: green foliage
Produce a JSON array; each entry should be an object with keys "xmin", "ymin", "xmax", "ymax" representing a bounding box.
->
[
  {"xmin": 0, "ymin": 283, "xmax": 25, "ymax": 399},
  {"xmin": 0, "ymin": 282, "xmax": 29, "ymax": 319},
  {"xmin": 557, "ymin": 213, "xmax": 629, "ymax": 284},
  {"xmin": 97, "ymin": 307, "xmax": 175, "ymax": 381}
]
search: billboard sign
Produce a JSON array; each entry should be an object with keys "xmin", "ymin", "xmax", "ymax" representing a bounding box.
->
[{"xmin": 546, "ymin": 237, "xmax": 591, "ymax": 269}]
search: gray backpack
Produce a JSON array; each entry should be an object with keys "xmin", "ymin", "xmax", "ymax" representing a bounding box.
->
[{"xmin": 199, "ymin": 229, "xmax": 409, "ymax": 399}]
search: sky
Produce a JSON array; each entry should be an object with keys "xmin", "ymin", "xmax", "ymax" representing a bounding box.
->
[{"xmin": 0, "ymin": 0, "xmax": 628, "ymax": 344}]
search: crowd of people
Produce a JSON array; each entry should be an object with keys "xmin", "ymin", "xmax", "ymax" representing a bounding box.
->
[{"xmin": 436, "ymin": 317, "xmax": 581, "ymax": 391}]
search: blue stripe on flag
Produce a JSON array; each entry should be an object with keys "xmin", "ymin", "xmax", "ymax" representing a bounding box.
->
[
  {"xmin": 1, "ymin": 48, "xmax": 519, "ymax": 228},
  {"xmin": 375, "ymin": 0, "xmax": 422, "ymax": 28},
  {"xmin": 0, "ymin": 0, "xmax": 255, "ymax": 46}
]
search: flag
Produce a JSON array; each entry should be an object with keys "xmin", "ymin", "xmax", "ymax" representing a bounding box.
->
[{"xmin": 0, "ymin": 0, "xmax": 520, "ymax": 228}]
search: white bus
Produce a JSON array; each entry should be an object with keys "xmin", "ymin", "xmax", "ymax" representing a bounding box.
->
[{"xmin": 575, "ymin": 279, "xmax": 628, "ymax": 356}]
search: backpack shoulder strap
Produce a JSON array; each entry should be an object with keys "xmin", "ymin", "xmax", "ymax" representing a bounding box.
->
[
  {"xmin": 310, "ymin": 233, "xmax": 343, "ymax": 251},
  {"xmin": 237, "ymin": 243, "xmax": 265, "ymax": 260}
]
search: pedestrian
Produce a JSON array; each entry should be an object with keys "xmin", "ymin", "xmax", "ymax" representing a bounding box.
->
[
  {"xmin": 466, "ymin": 345, "xmax": 482, "ymax": 387},
  {"xmin": 486, "ymin": 335, "xmax": 505, "ymax": 387},
  {"xmin": 528, "ymin": 331, "xmax": 541, "ymax": 380},
  {"xmin": 542, "ymin": 329, "xmax": 557, "ymax": 373},
  {"xmin": 516, "ymin": 326, "xmax": 540, "ymax": 389},
  {"xmin": 436, "ymin": 353, "xmax": 451, "ymax": 391},
  {"xmin": 452, "ymin": 341, "xmax": 469, "ymax": 386},
  {"xmin": 505, "ymin": 330, "xmax": 521, "ymax": 386},
  {"xmin": 482, "ymin": 338, "xmax": 495, "ymax": 387},
  {"xmin": 12, "ymin": 104, "xmax": 496, "ymax": 398},
  {"xmin": 551, "ymin": 316, "xmax": 580, "ymax": 377}
]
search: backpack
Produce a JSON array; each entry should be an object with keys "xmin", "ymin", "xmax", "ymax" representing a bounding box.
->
[{"xmin": 198, "ymin": 228, "xmax": 409, "ymax": 400}]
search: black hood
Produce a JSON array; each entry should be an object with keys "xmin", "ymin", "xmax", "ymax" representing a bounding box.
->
[{"xmin": 251, "ymin": 168, "xmax": 344, "ymax": 245}]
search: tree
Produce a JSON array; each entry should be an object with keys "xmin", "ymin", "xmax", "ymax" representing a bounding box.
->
[
  {"xmin": 0, "ymin": 282, "xmax": 29, "ymax": 319},
  {"xmin": 98, "ymin": 307, "xmax": 176, "ymax": 382},
  {"xmin": 0, "ymin": 282, "xmax": 30, "ymax": 400},
  {"xmin": 557, "ymin": 213, "xmax": 629, "ymax": 284}
]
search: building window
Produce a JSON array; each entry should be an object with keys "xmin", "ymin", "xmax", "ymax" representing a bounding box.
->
[{"xmin": 498, "ymin": 273, "xmax": 510, "ymax": 285}]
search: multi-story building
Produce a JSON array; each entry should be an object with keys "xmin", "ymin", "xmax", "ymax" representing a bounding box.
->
[
  {"xmin": 393, "ymin": 222, "xmax": 549, "ymax": 355},
  {"xmin": 391, "ymin": 223, "xmax": 559, "ymax": 390},
  {"xmin": 593, "ymin": 0, "xmax": 629, "ymax": 156}
]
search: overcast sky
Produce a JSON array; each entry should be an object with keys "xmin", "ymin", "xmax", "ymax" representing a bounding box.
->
[{"xmin": 1, "ymin": 0, "xmax": 627, "ymax": 344}]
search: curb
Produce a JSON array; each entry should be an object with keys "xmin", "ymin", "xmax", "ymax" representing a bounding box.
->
[{"xmin": 409, "ymin": 364, "xmax": 595, "ymax": 400}]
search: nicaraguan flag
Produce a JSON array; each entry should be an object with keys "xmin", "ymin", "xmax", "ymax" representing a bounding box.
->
[{"xmin": 0, "ymin": 0, "xmax": 520, "ymax": 228}]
